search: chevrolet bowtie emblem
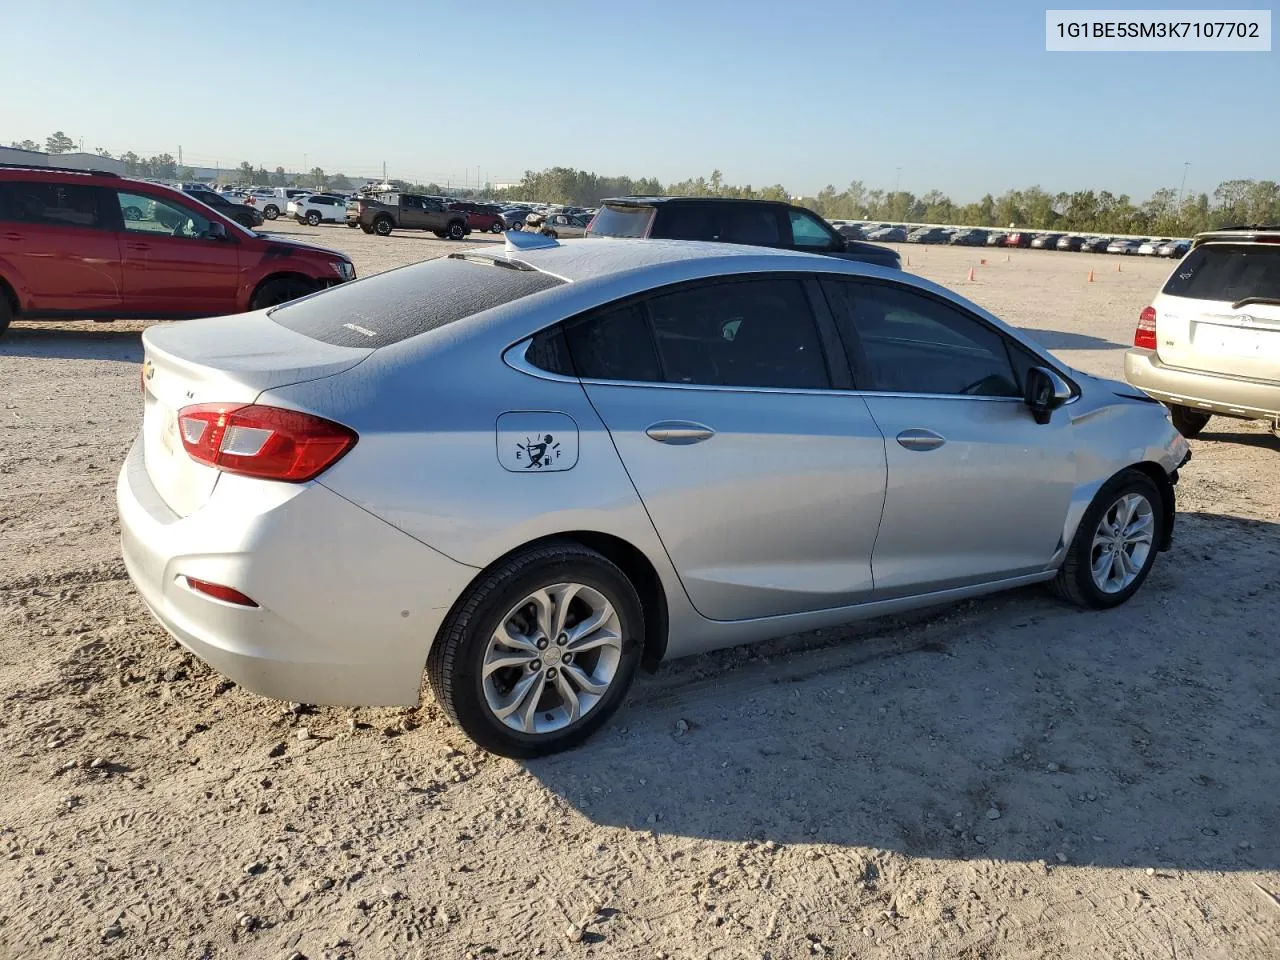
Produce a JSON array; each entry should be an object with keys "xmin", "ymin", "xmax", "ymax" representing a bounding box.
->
[{"xmin": 142, "ymin": 360, "xmax": 155, "ymax": 380}]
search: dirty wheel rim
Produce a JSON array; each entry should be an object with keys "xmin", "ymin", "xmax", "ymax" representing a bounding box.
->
[
  {"xmin": 375, "ymin": 219, "xmax": 391, "ymax": 235},
  {"xmin": 450, "ymin": 224, "xmax": 464, "ymax": 239},
  {"xmin": 1090, "ymin": 492, "xmax": 1154, "ymax": 593},
  {"xmin": 482, "ymin": 583, "xmax": 623, "ymax": 735}
]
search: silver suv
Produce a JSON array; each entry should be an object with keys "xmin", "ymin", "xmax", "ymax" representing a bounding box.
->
[{"xmin": 1125, "ymin": 226, "xmax": 1280, "ymax": 438}]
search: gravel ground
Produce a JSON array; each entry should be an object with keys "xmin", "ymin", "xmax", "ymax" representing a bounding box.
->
[{"xmin": 1, "ymin": 225, "xmax": 1277, "ymax": 960}]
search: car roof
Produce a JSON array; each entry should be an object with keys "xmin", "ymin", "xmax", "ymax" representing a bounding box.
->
[
  {"xmin": 601, "ymin": 195, "xmax": 791, "ymax": 208},
  {"xmin": 475, "ymin": 237, "xmax": 821, "ymax": 284}
]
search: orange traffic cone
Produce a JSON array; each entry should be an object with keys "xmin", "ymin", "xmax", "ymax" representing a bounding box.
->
[
  {"xmin": 1117, "ymin": 262, "xmax": 1122, "ymax": 272},
  {"xmin": 1088, "ymin": 269, "xmax": 1095, "ymax": 282},
  {"xmin": 967, "ymin": 267, "xmax": 975, "ymax": 281}
]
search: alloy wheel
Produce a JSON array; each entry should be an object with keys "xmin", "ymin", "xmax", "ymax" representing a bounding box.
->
[
  {"xmin": 481, "ymin": 582, "xmax": 623, "ymax": 735},
  {"xmin": 1090, "ymin": 493, "xmax": 1154, "ymax": 593}
]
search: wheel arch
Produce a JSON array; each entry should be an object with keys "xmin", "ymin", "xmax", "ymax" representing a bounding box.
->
[
  {"xmin": 1125, "ymin": 460, "xmax": 1177, "ymax": 552},
  {"xmin": 433, "ymin": 530, "xmax": 670, "ymax": 671},
  {"xmin": 249, "ymin": 271, "xmax": 322, "ymax": 306},
  {"xmin": 0, "ymin": 272, "xmax": 19, "ymax": 315}
]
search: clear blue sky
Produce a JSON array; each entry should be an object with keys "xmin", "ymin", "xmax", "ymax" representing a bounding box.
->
[{"xmin": 1, "ymin": 0, "xmax": 1275, "ymax": 200}]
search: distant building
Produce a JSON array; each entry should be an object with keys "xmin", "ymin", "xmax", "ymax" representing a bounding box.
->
[{"xmin": 0, "ymin": 146, "xmax": 126, "ymax": 174}]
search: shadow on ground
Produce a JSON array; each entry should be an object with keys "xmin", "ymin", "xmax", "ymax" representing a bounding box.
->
[
  {"xmin": 1, "ymin": 324, "xmax": 144, "ymax": 362},
  {"xmin": 524, "ymin": 512, "xmax": 1279, "ymax": 872}
]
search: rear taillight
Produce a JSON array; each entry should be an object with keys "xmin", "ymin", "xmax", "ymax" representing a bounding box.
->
[
  {"xmin": 176, "ymin": 403, "xmax": 357, "ymax": 482},
  {"xmin": 1134, "ymin": 306, "xmax": 1158, "ymax": 349}
]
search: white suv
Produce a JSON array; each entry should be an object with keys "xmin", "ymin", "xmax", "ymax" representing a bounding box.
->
[{"xmin": 1125, "ymin": 226, "xmax": 1280, "ymax": 438}]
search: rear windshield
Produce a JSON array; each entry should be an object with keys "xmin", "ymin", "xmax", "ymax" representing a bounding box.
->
[
  {"xmin": 1162, "ymin": 244, "xmax": 1280, "ymax": 302},
  {"xmin": 585, "ymin": 203, "xmax": 655, "ymax": 238},
  {"xmin": 269, "ymin": 256, "xmax": 566, "ymax": 347}
]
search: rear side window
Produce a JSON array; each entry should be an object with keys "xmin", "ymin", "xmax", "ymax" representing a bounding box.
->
[
  {"xmin": 718, "ymin": 205, "xmax": 783, "ymax": 247},
  {"xmin": 1162, "ymin": 244, "xmax": 1280, "ymax": 302},
  {"xmin": 270, "ymin": 256, "xmax": 565, "ymax": 347},
  {"xmin": 585, "ymin": 204, "xmax": 655, "ymax": 238},
  {"xmin": 647, "ymin": 278, "xmax": 829, "ymax": 389},
  {"xmin": 0, "ymin": 181, "xmax": 109, "ymax": 228},
  {"xmin": 564, "ymin": 303, "xmax": 661, "ymax": 381}
]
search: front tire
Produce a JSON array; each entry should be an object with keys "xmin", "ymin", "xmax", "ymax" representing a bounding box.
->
[
  {"xmin": 428, "ymin": 542, "xmax": 645, "ymax": 758},
  {"xmin": 0, "ymin": 288, "xmax": 12, "ymax": 339},
  {"xmin": 1051, "ymin": 469, "xmax": 1163, "ymax": 609},
  {"xmin": 490, "ymin": 222, "xmax": 504, "ymax": 233},
  {"xmin": 1166, "ymin": 404, "xmax": 1212, "ymax": 438},
  {"xmin": 249, "ymin": 276, "xmax": 316, "ymax": 310},
  {"xmin": 263, "ymin": 205, "xmax": 279, "ymax": 220}
]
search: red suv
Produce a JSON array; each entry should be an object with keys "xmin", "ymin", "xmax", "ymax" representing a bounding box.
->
[
  {"xmin": 448, "ymin": 201, "xmax": 506, "ymax": 234},
  {"xmin": 0, "ymin": 165, "xmax": 356, "ymax": 337}
]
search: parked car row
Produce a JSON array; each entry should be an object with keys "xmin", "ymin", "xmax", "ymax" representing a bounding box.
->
[{"xmin": 835, "ymin": 221, "xmax": 1190, "ymax": 258}]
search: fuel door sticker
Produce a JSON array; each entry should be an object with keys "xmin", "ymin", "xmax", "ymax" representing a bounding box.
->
[{"xmin": 496, "ymin": 412, "xmax": 579, "ymax": 473}]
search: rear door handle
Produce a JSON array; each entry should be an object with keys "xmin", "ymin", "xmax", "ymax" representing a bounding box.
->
[
  {"xmin": 896, "ymin": 428, "xmax": 946, "ymax": 451},
  {"xmin": 2, "ymin": 232, "xmax": 22, "ymax": 242},
  {"xmin": 126, "ymin": 242, "xmax": 151, "ymax": 252},
  {"xmin": 646, "ymin": 421, "xmax": 715, "ymax": 445}
]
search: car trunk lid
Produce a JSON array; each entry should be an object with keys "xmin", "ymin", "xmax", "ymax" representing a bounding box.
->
[
  {"xmin": 141, "ymin": 314, "xmax": 372, "ymax": 517},
  {"xmin": 1154, "ymin": 242, "xmax": 1280, "ymax": 382}
]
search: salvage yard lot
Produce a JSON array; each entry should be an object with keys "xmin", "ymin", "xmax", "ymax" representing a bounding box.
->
[{"xmin": 1, "ymin": 226, "xmax": 1277, "ymax": 959}]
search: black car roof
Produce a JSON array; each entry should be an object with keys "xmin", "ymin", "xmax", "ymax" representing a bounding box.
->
[{"xmin": 603, "ymin": 195, "xmax": 793, "ymax": 208}]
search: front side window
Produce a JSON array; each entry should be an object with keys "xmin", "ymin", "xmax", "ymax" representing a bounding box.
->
[
  {"xmin": 789, "ymin": 209, "xmax": 836, "ymax": 249},
  {"xmin": 0, "ymin": 182, "xmax": 108, "ymax": 228},
  {"xmin": 116, "ymin": 191, "xmax": 214, "ymax": 239},
  {"xmin": 824, "ymin": 280, "xmax": 1020, "ymax": 397},
  {"xmin": 646, "ymin": 278, "xmax": 830, "ymax": 389}
]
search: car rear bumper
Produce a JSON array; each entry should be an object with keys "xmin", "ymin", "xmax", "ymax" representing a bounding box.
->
[
  {"xmin": 116, "ymin": 437, "xmax": 479, "ymax": 706},
  {"xmin": 1124, "ymin": 349, "xmax": 1280, "ymax": 422}
]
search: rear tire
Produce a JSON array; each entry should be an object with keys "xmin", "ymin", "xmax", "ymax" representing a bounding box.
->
[
  {"xmin": 0, "ymin": 286, "xmax": 12, "ymax": 339},
  {"xmin": 1050, "ymin": 469, "xmax": 1163, "ymax": 610},
  {"xmin": 306, "ymin": 211, "xmax": 322, "ymax": 226},
  {"xmin": 263, "ymin": 205, "xmax": 279, "ymax": 220},
  {"xmin": 447, "ymin": 221, "xmax": 466, "ymax": 240},
  {"xmin": 432, "ymin": 230, "xmax": 447, "ymax": 239},
  {"xmin": 347, "ymin": 221, "xmax": 359, "ymax": 228},
  {"xmin": 249, "ymin": 276, "xmax": 316, "ymax": 310},
  {"xmin": 1166, "ymin": 404, "xmax": 1212, "ymax": 439},
  {"xmin": 427, "ymin": 542, "xmax": 644, "ymax": 758},
  {"xmin": 360, "ymin": 224, "xmax": 374, "ymax": 234},
  {"xmin": 373, "ymin": 216, "xmax": 393, "ymax": 236}
]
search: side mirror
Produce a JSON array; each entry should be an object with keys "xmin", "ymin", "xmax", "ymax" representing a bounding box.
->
[
  {"xmin": 208, "ymin": 221, "xmax": 228, "ymax": 240},
  {"xmin": 1024, "ymin": 366, "xmax": 1072, "ymax": 424}
]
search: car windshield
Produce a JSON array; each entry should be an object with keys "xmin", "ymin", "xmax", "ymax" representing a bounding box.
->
[
  {"xmin": 585, "ymin": 203, "xmax": 655, "ymax": 238},
  {"xmin": 1161, "ymin": 244, "xmax": 1280, "ymax": 302}
]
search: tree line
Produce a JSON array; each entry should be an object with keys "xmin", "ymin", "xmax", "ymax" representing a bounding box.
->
[
  {"xmin": 494, "ymin": 167, "xmax": 1279, "ymax": 236},
  {"xmin": 11, "ymin": 132, "xmax": 1278, "ymax": 234}
]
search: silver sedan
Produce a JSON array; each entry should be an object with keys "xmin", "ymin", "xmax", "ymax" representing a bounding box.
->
[{"xmin": 117, "ymin": 232, "xmax": 1190, "ymax": 757}]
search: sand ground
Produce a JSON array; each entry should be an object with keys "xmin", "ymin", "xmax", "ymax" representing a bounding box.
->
[{"xmin": 1, "ymin": 225, "xmax": 1277, "ymax": 959}]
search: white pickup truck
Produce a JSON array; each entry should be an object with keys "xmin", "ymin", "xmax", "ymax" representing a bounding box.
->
[{"xmin": 242, "ymin": 187, "xmax": 311, "ymax": 221}]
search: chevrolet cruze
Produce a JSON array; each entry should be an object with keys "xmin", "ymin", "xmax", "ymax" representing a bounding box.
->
[{"xmin": 118, "ymin": 232, "xmax": 1190, "ymax": 756}]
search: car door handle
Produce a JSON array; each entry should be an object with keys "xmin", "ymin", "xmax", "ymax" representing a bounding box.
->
[
  {"xmin": 896, "ymin": 428, "xmax": 946, "ymax": 451},
  {"xmin": 2, "ymin": 232, "xmax": 22, "ymax": 242},
  {"xmin": 125, "ymin": 242, "xmax": 151, "ymax": 251},
  {"xmin": 646, "ymin": 421, "xmax": 715, "ymax": 445}
]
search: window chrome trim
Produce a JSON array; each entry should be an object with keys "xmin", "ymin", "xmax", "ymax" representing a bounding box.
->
[
  {"xmin": 502, "ymin": 338, "xmax": 579, "ymax": 383},
  {"xmin": 504, "ymin": 340, "xmax": 1082, "ymax": 405}
]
